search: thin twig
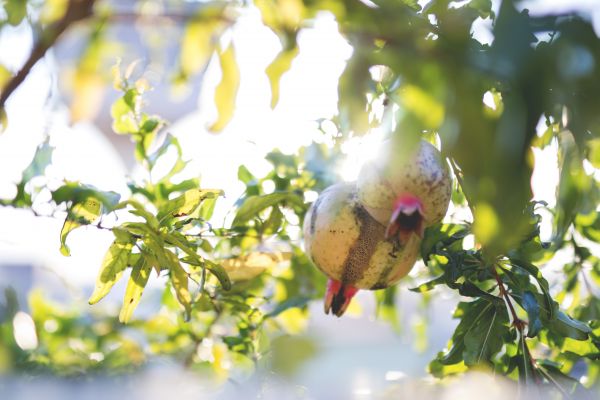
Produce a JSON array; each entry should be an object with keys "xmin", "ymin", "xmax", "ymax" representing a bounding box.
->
[{"xmin": 0, "ymin": 0, "xmax": 96, "ymax": 110}]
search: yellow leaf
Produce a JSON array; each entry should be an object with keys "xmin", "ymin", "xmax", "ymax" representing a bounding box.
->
[
  {"xmin": 70, "ymin": 71, "xmax": 105, "ymax": 122},
  {"xmin": 159, "ymin": 189, "xmax": 223, "ymax": 220},
  {"xmin": 119, "ymin": 259, "xmax": 152, "ymax": 323},
  {"xmin": 0, "ymin": 64, "xmax": 11, "ymax": 88},
  {"xmin": 59, "ymin": 198, "xmax": 102, "ymax": 256},
  {"xmin": 208, "ymin": 44, "xmax": 240, "ymax": 132},
  {"xmin": 89, "ymin": 238, "xmax": 134, "ymax": 304},
  {"xmin": 166, "ymin": 250, "xmax": 192, "ymax": 316},
  {"xmin": 266, "ymin": 44, "xmax": 299, "ymax": 108},
  {"xmin": 276, "ymin": 307, "xmax": 308, "ymax": 334},
  {"xmin": 400, "ymin": 84, "xmax": 444, "ymax": 129},
  {"xmin": 221, "ymin": 251, "xmax": 285, "ymax": 282},
  {"xmin": 473, "ymin": 202, "xmax": 499, "ymax": 247},
  {"xmin": 180, "ymin": 17, "xmax": 224, "ymax": 77}
]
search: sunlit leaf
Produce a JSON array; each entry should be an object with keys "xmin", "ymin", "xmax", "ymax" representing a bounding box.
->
[
  {"xmin": 208, "ymin": 43, "xmax": 240, "ymax": 132},
  {"xmin": 157, "ymin": 189, "xmax": 223, "ymax": 222},
  {"xmin": 555, "ymin": 131, "xmax": 592, "ymax": 244},
  {"xmin": 399, "ymin": 84, "xmax": 444, "ymax": 129},
  {"xmin": 59, "ymin": 197, "xmax": 102, "ymax": 256},
  {"xmin": 266, "ymin": 41, "xmax": 299, "ymax": 109},
  {"xmin": 88, "ymin": 235, "xmax": 134, "ymax": 304},
  {"xmin": 221, "ymin": 251, "xmax": 284, "ymax": 282},
  {"xmin": 165, "ymin": 250, "xmax": 192, "ymax": 317},
  {"xmin": 4, "ymin": 0, "xmax": 27, "ymax": 26},
  {"xmin": 232, "ymin": 192, "xmax": 303, "ymax": 227},
  {"xmin": 119, "ymin": 258, "xmax": 152, "ymax": 323},
  {"xmin": 179, "ymin": 6, "xmax": 226, "ymax": 78}
]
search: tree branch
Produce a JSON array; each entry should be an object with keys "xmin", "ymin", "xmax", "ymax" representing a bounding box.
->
[{"xmin": 0, "ymin": 0, "xmax": 96, "ymax": 110}]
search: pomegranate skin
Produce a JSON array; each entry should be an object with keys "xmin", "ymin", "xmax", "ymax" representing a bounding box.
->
[
  {"xmin": 357, "ymin": 139, "xmax": 451, "ymax": 228},
  {"xmin": 303, "ymin": 182, "xmax": 420, "ymax": 290}
]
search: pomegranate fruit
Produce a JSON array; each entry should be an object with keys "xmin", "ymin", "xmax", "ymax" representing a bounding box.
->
[
  {"xmin": 357, "ymin": 139, "xmax": 451, "ymax": 244},
  {"xmin": 303, "ymin": 182, "xmax": 421, "ymax": 317}
]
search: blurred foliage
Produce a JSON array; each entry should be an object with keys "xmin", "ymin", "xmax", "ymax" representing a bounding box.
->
[{"xmin": 1, "ymin": 0, "xmax": 600, "ymax": 397}]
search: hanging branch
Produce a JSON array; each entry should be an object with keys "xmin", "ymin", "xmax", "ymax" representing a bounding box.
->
[{"xmin": 0, "ymin": 0, "xmax": 97, "ymax": 110}]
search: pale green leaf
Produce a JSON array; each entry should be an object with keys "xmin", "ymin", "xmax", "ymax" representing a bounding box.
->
[
  {"xmin": 165, "ymin": 250, "xmax": 192, "ymax": 316},
  {"xmin": 119, "ymin": 258, "xmax": 152, "ymax": 323},
  {"xmin": 209, "ymin": 44, "xmax": 240, "ymax": 132},
  {"xmin": 88, "ymin": 237, "xmax": 134, "ymax": 304},
  {"xmin": 266, "ymin": 43, "xmax": 298, "ymax": 109},
  {"xmin": 21, "ymin": 138, "xmax": 54, "ymax": 182},
  {"xmin": 59, "ymin": 197, "xmax": 102, "ymax": 256},
  {"xmin": 157, "ymin": 189, "xmax": 223, "ymax": 222},
  {"xmin": 232, "ymin": 192, "xmax": 303, "ymax": 227}
]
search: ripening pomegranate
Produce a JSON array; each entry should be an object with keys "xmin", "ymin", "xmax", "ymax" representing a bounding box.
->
[
  {"xmin": 357, "ymin": 139, "xmax": 451, "ymax": 245},
  {"xmin": 303, "ymin": 182, "xmax": 421, "ymax": 317}
]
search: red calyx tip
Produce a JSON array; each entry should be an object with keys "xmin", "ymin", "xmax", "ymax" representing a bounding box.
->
[
  {"xmin": 385, "ymin": 194, "xmax": 425, "ymax": 244},
  {"xmin": 324, "ymin": 279, "xmax": 359, "ymax": 317}
]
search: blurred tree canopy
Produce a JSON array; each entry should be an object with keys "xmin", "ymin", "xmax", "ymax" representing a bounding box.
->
[{"xmin": 1, "ymin": 0, "xmax": 600, "ymax": 397}]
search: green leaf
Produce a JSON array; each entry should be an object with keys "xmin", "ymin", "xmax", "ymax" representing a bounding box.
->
[
  {"xmin": 209, "ymin": 43, "xmax": 240, "ymax": 132},
  {"xmin": 21, "ymin": 138, "xmax": 54, "ymax": 182},
  {"xmin": 114, "ymin": 199, "xmax": 159, "ymax": 228},
  {"xmin": 587, "ymin": 138, "xmax": 600, "ymax": 168},
  {"xmin": 238, "ymin": 164, "xmax": 255, "ymax": 183},
  {"xmin": 4, "ymin": 0, "xmax": 27, "ymax": 26},
  {"xmin": 232, "ymin": 192, "xmax": 303, "ymax": 227},
  {"xmin": 548, "ymin": 310, "xmax": 592, "ymax": 341},
  {"xmin": 266, "ymin": 41, "xmax": 299, "ymax": 108},
  {"xmin": 409, "ymin": 275, "xmax": 446, "ymax": 292},
  {"xmin": 509, "ymin": 258, "xmax": 554, "ymax": 319},
  {"xmin": 554, "ymin": 131, "xmax": 592, "ymax": 244},
  {"xmin": 262, "ymin": 205, "xmax": 283, "ymax": 234},
  {"xmin": 521, "ymin": 291, "xmax": 543, "ymax": 338},
  {"xmin": 119, "ymin": 257, "xmax": 152, "ymax": 323},
  {"xmin": 537, "ymin": 361, "xmax": 580, "ymax": 397},
  {"xmin": 12, "ymin": 137, "xmax": 54, "ymax": 207},
  {"xmin": 179, "ymin": 6, "xmax": 226, "ymax": 78},
  {"xmin": 180, "ymin": 254, "xmax": 232, "ymax": 291},
  {"xmin": 264, "ymin": 297, "xmax": 309, "ymax": 319},
  {"xmin": 438, "ymin": 299, "xmax": 493, "ymax": 365},
  {"xmin": 59, "ymin": 197, "xmax": 103, "ymax": 256},
  {"xmin": 165, "ymin": 250, "xmax": 192, "ymax": 317},
  {"xmin": 463, "ymin": 304, "xmax": 508, "ymax": 365},
  {"xmin": 88, "ymin": 236, "xmax": 134, "ymax": 304},
  {"xmin": 157, "ymin": 189, "xmax": 223, "ymax": 222},
  {"xmin": 111, "ymin": 96, "xmax": 139, "ymax": 134},
  {"xmin": 421, "ymin": 223, "xmax": 469, "ymax": 262},
  {"xmin": 52, "ymin": 183, "xmax": 121, "ymax": 209}
]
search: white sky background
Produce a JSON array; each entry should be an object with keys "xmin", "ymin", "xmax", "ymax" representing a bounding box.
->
[{"xmin": 0, "ymin": 0, "xmax": 598, "ymax": 289}]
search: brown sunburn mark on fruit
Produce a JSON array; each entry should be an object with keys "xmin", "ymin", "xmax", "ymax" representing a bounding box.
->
[{"xmin": 340, "ymin": 200, "xmax": 385, "ymax": 285}]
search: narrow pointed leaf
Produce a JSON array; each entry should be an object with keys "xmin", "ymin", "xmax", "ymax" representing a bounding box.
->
[
  {"xmin": 119, "ymin": 258, "xmax": 152, "ymax": 323},
  {"xmin": 157, "ymin": 189, "xmax": 223, "ymax": 222},
  {"xmin": 208, "ymin": 44, "xmax": 240, "ymax": 132},
  {"xmin": 266, "ymin": 43, "xmax": 299, "ymax": 108},
  {"xmin": 89, "ymin": 237, "xmax": 134, "ymax": 304},
  {"xmin": 232, "ymin": 192, "xmax": 303, "ymax": 227},
  {"xmin": 60, "ymin": 197, "xmax": 102, "ymax": 256},
  {"xmin": 165, "ymin": 250, "xmax": 192, "ymax": 316}
]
